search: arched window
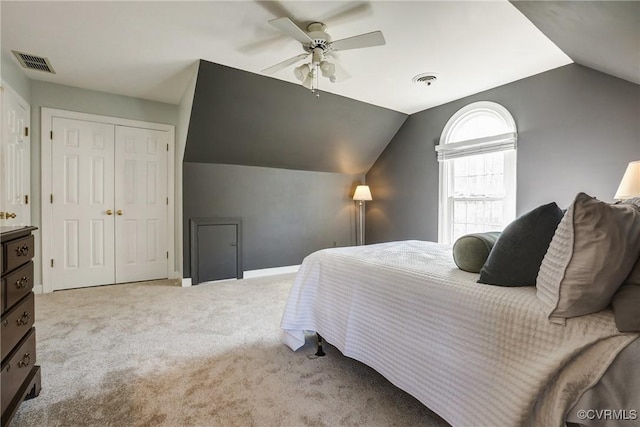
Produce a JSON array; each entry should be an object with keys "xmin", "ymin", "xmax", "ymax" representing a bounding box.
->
[{"xmin": 436, "ymin": 101, "xmax": 517, "ymax": 244}]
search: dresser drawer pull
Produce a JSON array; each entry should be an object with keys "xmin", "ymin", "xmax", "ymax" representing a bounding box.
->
[
  {"xmin": 16, "ymin": 311, "xmax": 31, "ymax": 326},
  {"xmin": 15, "ymin": 244, "xmax": 30, "ymax": 257},
  {"xmin": 2, "ymin": 319, "xmax": 7, "ymax": 327},
  {"xmin": 15, "ymin": 275, "xmax": 30, "ymax": 289},
  {"xmin": 18, "ymin": 352, "xmax": 31, "ymax": 368}
]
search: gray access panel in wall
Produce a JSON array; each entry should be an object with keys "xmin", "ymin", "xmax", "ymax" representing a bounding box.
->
[{"xmin": 190, "ymin": 218, "xmax": 243, "ymax": 285}]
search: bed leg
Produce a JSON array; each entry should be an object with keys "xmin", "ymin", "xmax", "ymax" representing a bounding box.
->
[{"xmin": 315, "ymin": 333, "xmax": 326, "ymax": 357}]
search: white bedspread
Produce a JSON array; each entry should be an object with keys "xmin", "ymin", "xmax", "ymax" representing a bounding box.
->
[{"xmin": 280, "ymin": 241, "xmax": 639, "ymax": 427}]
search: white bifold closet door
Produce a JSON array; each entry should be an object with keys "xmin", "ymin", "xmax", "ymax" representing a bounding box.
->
[{"xmin": 51, "ymin": 118, "xmax": 168, "ymax": 290}]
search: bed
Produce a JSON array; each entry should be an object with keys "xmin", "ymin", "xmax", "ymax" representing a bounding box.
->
[{"xmin": 280, "ymin": 240, "xmax": 640, "ymax": 427}]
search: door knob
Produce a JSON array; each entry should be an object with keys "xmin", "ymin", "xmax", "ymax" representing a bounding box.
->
[
  {"xmin": 116, "ymin": 210, "xmax": 123, "ymax": 216},
  {"xmin": 6, "ymin": 212, "xmax": 16, "ymax": 219},
  {"xmin": 106, "ymin": 210, "xmax": 113, "ymax": 215}
]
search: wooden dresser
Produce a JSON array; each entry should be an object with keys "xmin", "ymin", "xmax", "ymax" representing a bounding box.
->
[{"xmin": 1, "ymin": 226, "xmax": 40, "ymax": 426}]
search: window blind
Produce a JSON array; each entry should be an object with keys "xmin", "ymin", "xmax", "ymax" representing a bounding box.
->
[{"xmin": 435, "ymin": 132, "xmax": 517, "ymax": 161}]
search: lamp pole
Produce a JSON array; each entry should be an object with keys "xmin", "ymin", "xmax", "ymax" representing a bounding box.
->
[{"xmin": 357, "ymin": 199, "xmax": 365, "ymax": 246}]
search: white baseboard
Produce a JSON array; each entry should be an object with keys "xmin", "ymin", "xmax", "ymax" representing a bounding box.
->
[
  {"xmin": 183, "ymin": 265, "xmax": 299, "ymax": 285},
  {"xmin": 200, "ymin": 278, "xmax": 238, "ymax": 285},
  {"xmin": 243, "ymin": 265, "xmax": 300, "ymax": 279}
]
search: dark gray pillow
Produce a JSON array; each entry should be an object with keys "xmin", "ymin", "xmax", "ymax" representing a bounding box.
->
[
  {"xmin": 453, "ymin": 232, "xmax": 501, "ymax": 273},
  {"xmin": 478, "ymin": 202, "xmax": 564, "ymax": 286}
]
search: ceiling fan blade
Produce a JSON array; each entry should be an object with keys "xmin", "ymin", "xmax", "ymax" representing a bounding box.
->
[
  {"xmin": 331, "ymin": 31, "xmax": 386, "ymax": 51},
  {"xmin": 331, "ymin": 61, "xmax": 351, "ymax": 83},
  {"xmin": 254, "ymin": 1, "xmax": 292, "ymax": 22},
  {"xmin": 326, "ymin": 50, "xmax": 341, "ymax": 61},
  {"xmin": 261, "ymin": 53, "xmax": 309, "ymax": 74},
  {"xmin": 320, "ymin": 2, "xmax": 372, "ymax": 27},
  {"xmin": 268, "ymin": 17, "xmax": 313, "ymax": 44}
]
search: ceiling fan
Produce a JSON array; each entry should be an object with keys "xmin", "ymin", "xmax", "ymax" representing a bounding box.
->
[{"xmin": 261, "ymin": 17, "xmax": 386, "ymax": 96}]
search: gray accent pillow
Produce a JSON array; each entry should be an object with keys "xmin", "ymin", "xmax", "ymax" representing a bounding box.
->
[
  {"xmin": 478, "ymin": 202, "xmax": 564, "ymax": 286},
  {"xmin": 536, "ymin": 193, "xmax": 640, "ymax": 323},
  {"xmin": 453, "ymin": 232, "xmax": 501, "ymax": 273}
]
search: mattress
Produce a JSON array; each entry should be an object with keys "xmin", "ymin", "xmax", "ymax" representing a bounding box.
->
[{"xmin": 281, "ymin": 240, "xmax": 639, "ymax": 427}]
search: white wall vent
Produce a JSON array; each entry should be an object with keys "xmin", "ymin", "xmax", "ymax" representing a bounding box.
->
[{"xmin": 12, "ymin": 51, "xmax": 56, "ymax": 74}]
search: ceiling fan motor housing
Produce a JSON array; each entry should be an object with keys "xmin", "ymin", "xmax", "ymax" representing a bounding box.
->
[{"xmin": 304, "ymin": 22, "xmax": 332, "ymax": 52}]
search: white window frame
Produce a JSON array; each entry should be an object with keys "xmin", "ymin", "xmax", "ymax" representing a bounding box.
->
[{"xmin": 436, "ymin": 101, "xmax": 517, "ymax": 244}]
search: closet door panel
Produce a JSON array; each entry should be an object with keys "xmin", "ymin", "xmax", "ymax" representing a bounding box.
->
[
  {"xmin": 1, "ymin": 88, "xmax": 30, "ymax": 226},
  {"xmin": 114, "ymin": 126, "xmax": 168, "ymax": 283},
  {"xmin": 51, "ymin": 118, "xmax": 115, "ymax": 289}
]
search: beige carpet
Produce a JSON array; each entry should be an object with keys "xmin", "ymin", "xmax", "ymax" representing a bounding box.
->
[{"xmin": 13, "ymin": 274, "xmax": 450, "ymax": 427}]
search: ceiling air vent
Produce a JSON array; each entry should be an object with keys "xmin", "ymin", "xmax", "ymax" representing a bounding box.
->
[
  {"xmin": 412, "ymin": 73, "xmax": 437, "ymax": 86},
  {"xmin": 12, "ymin": 50, "xmax": 56, "ymax": 74}
]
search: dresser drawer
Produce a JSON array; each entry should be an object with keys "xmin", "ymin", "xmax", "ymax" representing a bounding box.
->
[
  {"xmin": 1, "ymin": 328, "xmax": 36, "ymax": 415},
  {"xmin": 3, "ymin": 234, "xmax": 34, "ymax": 274},
  {"xmin": 1, "ymin": 293, "xmax": 35, "ymax": 362},
  {"xmin": 3, "ymin": 261, "xmax": 33, "ymax": 312}
]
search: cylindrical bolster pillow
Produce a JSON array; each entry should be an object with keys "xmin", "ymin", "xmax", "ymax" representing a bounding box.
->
[{"xmin": 453, "ymin": 232, "xmax": 501, "ymax": 273}]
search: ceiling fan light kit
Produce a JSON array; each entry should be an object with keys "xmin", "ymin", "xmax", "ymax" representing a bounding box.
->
[{"xmin": 262, "ymin": 17, "xmax": 386, "ymax": 97}]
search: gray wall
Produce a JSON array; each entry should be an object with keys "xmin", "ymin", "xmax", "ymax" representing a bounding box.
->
[
  {"xmin": 183, "ymin": 162, "xmax": 360, "ymax": 276},
  {"xmin": 366, "ymin": 64, "xmax": 640, "ymax": 244},
  {"xmin": 181, "ymin": 60, "xmax": 403, "ymax": 277},
  {"xmin": 185, "ymin": 60, "xmax": 406, "ymax": 175}
]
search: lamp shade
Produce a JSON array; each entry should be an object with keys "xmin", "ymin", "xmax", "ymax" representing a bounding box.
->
[
  {"xmin": 615, "ymin": 160, "xmax": 640, "ymax": 200},
  {"xmin": 353, "ymin": 185, "xmax": 373, "ymax": 201}
]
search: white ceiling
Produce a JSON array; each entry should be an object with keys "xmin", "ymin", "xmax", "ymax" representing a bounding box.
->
[{"xmin": 1, "ymin": 1, "xmax": 572, "ymax": 114}]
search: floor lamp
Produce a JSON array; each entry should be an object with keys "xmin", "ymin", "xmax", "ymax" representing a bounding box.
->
[{"xmin": 353, "ymin": 185, "xmax": 372, "ymax": 246}]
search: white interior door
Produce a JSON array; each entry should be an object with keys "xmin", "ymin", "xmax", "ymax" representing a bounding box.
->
[
  {"xmin": 51, "ymin": 117, "xmax": 116, "ymax": 289},
  {"xmin": 114, "ymin": 126, "xmax": 168, "ymax": 283},
  {"xmin": 1, "ymin": 85, "xmax": 30, "ymax": 226}
]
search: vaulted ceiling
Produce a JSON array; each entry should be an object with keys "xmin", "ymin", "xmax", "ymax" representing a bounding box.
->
[
  {"xmin": 184, "ymin": 60, "xmax": 407, "ymax": 175},
  {"xmin": 2, "ymin": 1, "xmax": 574, "ymax": 114},
  {"xmin": 2, "ymin": 1, "xmax": 638, "ymax": 175},
  {"xmin": 511, "ymin": 1, "xmax": 639, "ymax": 85}
]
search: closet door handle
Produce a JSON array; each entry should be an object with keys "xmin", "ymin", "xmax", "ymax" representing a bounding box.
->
[
  {"xmin": 106, "ymin": 210, "xmax": 113, "ymax": 215},
  {"xmin": 116, "ymin": 210, "xmax": 123, "ymax": 216}
]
